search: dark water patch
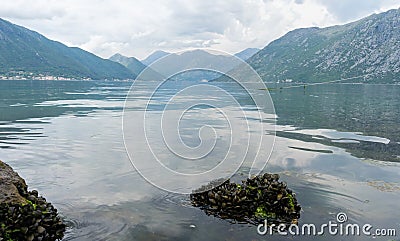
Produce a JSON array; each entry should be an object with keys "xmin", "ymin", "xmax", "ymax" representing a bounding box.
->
[
  {"xmin": 288, "ymin": 146, "xmax": 333, "ymax": 153},
  {"xmin": 13, "ymin": 120, "xmax": 51, "ymax": 124},
  {"xmin": 0, "ymin": 125, "xmax": 46, "ymax": 148},
  {"xmin": 272, "ymin": 84, "xmax": 400, "ymax": 143},
  {"xmin": 0, "ymin": 145, "xmax": 16, "ymax": 149},
  {"xmin": 0, "ymin": 80, "xmax": 129, "ymax": 122},
  {"xmin": 0, "ymin": 140, "xmax": 30, "ymax": 145},
  {"xmin": 277, "ymin": 131, "xmax": 400, "ymax": 162}
]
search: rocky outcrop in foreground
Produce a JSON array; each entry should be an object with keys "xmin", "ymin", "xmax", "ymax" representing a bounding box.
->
[
  {"xmin": 0, "ymin": 160, "xmax": 65, "ymax": 241},
  {"xmin": 190, "ymin": 173, "xmax": 301, "ymax": 225}
]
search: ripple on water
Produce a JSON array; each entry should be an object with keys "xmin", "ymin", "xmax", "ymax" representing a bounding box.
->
[{"xmin": 57, "ymin": 171, "xmax": 400, "ymax": 241}]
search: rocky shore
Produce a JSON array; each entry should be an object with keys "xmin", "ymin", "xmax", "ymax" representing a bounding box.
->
[
  {"xmin": 190, "ymin": 173, "xmax": 301, "ymax": 226},
  {"xmin": 0, "ymin": 160, "xmax": 65, "ymax": 241}
]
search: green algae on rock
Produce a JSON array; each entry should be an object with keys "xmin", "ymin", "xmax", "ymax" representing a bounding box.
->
[{"xmin": 190, "ymin": 173, "xmax": 301, "ymax": 226}]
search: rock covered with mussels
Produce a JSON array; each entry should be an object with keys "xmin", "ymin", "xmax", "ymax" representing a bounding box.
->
[
  {"xmin": 190, "ymin": 173, "xmax": 301, "ymax": 225},
  {"xmin": 0, "ymin": 160, "xmax": 65, "ymax": 241}
]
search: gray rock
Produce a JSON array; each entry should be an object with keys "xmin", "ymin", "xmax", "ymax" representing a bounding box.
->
[{"xmin": 0, "ymin": 160, "xmax": 28, "ymax": 204}]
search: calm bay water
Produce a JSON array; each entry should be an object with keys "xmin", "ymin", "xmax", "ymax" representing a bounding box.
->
[{"xmin": 0, "ymin": 80, "xmax": 400, "ymax": 240}]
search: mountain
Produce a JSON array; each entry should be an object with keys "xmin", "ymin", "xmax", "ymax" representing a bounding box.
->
[
  {"xmin": 112, "ymin": 49, "xmax": 242, "ymax": 81},
  {"xmin": 141, "ymin": 50, "xmax": 170, "ymax": 66},
  {"xmin": 0, "ymin": 18, "xmax": 134, "ymax": 80},
  {"xmin": 148, "ymin": 49, "xmax": 240, "ymax": 81},
  {"xmin": 234, "ymin": 48, "xmax": 260, "ymax": 60},
  {"xmin": 109, "ymin": 53, "xmax": 146, "ymax": 76},
  {"xmin": 247, "ymin": 8, "xmax": 400, "ymax": 83}
]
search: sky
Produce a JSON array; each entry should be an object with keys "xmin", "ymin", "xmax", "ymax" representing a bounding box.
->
[{"xmin": 1, "ymin": 0, "xmax": 399, "ymax": 59}]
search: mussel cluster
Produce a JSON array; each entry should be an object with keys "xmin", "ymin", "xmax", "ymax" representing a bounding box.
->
[
  {"xmin": 0, "ymin": 189, "xmax": 66, "ymax": 241},
  {"xmin": 190, "ymin": 173, "xmax": 301, "ymax": 225}
]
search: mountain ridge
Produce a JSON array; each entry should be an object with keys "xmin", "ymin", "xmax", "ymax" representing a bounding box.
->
[
  {"xmin": 0, "ymin": 18, "xmax": 135, "ymax": 80},
  {"xmin": 246, "ymin": 8, "xmax": 400, "ymax": 83}
]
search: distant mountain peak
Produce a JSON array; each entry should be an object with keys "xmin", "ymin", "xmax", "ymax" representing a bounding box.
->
[
  {"xmin": 109, "ymin": 53, "xmax": 146, "ymax": 76},
  {"xmin": 141, "ymin": 50, "xmax": 170, "ymax": 66},
  {"xmin": 234, "ymin": 48, "xmax": 260, "ymax": 60},
  {"xmin": 109, "ymin": 53, "xmax": 125, "ymax": 58},
  {"xmin": 151, "ymin": 50, "xmax": 170, "ymax": 55}
]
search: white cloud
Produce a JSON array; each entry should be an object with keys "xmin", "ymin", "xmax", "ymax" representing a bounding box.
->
[
  {"xmin": 1, "ymin": 0, "xmax": 399, "ymax": 59},
  {"xmin": 0, "ymin": 0, "xmax": 66, "ymax": 20},
  {"xmin": 313, "ymin": 0, "xmax": 400, "ymax": 22}
]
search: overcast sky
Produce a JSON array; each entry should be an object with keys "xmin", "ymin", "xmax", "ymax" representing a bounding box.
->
[{"xmin": 1, "ymin": 0, "xmax": 399, "ymax": 59}]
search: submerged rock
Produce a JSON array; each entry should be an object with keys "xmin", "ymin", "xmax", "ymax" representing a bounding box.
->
[
  {"xmin": 0, "ymin": 160, "xmax": 65, "ymax": 241},
  {"xmin": 190, "ymin": 173, "xmax": 301, "ymax": 225}
]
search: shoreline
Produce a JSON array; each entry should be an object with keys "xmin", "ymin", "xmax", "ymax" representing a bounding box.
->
[{"xmin": 0, "ymin": 160, "xmax": 66, "ymax": 241}]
